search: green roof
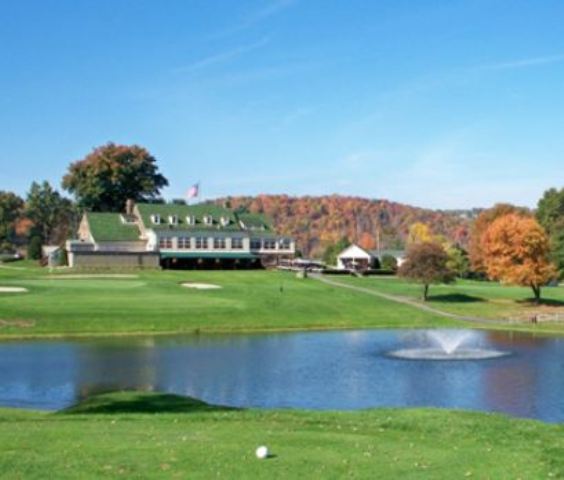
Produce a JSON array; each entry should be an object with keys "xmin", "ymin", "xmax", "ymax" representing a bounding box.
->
[
  {"xmin": 86, "ymin": 213, "xmax": 141, "ymax": 242},
  {"xmin": 136, "ymin": 203, "xmax": 273, "ymax": 232},
  {"xmin": 237, "ymin": 212, "xmax": 272, "ymax": 230}
]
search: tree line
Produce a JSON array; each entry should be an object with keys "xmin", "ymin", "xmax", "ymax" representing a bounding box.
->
[{"xmin": 396, "ymin": 196, "xmax": 563, "ymax": 303}]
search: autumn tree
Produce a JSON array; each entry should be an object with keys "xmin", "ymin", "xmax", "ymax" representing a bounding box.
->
[
  {"xmin": 468, "ymin": 204, "xmax": 530, "ymax": 274},
  {"xmin": 25, "ymin": 181, "xmax": 76, "ymax": 245},
  {"xmin": 407, "ymin": 222, "xmax": 434, "ymax": 245},
  {"xmin": 398, "ymin": 241, "xmax": 455, "ymax": 301},
  {"xmin": 358, "ymin": 232, "xmax": 376, "ymax": 250},
  {"xmin": 0, "ymin": 191, "xmax": 24, "ymax": 251},
  {"xmin": 214, "ymin": 195, "xmax": 471, "ymax": 258},
  {"xmin": 481, "ymin": 214, "xmax": 556, "ymax": 303},
  {"xmin": 536, "ymin": 187, "xmax": 564, "ymax": 277},
  {"xmin": 62, "ymin": 143, "xmax": 168, "ymax": 212}
]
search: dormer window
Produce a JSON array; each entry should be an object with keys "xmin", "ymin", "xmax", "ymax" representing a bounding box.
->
[
  {"xmin": 203, "ymin": 215, "xmax": 213, "ymax": 225},
  {"xmin": 120, "ymin": 214, "xmax": 136, "ymax": 224},
  {"xmin": 186, "ymin": 215, "xmax": 196, "ymax": 225},
  {"xmin": 151, "ymin": 214, "xmax": 161, "ymax": 225},
  {"xmin": 168, "ymin": 215, "xmax": 178, "ymax": 225},
  {"xmin": 220, "ymin": 216, "xmax": 230, "ymax": 227}
]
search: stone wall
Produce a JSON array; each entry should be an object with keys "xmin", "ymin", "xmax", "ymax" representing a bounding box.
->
[{"xmin": 68, "ymin": 251, "xmax": 160, "ymax": 268}]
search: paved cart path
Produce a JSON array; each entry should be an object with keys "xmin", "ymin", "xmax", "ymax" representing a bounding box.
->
[{"xmin": 312, "ymin": 274, "xmax": 504, "ymax": 325}]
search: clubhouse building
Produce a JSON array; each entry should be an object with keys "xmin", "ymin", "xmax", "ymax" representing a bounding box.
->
[{"xmin": 66, "ymin": 201, "xmax": 295, "ymax": 269}]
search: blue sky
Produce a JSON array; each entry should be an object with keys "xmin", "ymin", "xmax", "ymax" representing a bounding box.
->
[{"xmin": 1, "ymin": 0, "xmax": 563, "ymax": 209}]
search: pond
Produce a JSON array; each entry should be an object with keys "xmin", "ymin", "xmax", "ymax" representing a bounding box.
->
[{"xmin": 1, "ymin": 329, "xmax": 563, "ymax": 422}]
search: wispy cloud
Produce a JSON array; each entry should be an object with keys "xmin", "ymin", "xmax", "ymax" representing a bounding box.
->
[
  {"xmin": 478, "ymin": 54, "xmax": 564, "ymax": 71},
  {"xmin": 210, "ymin": 0, "xmax": 298, "ymax": 39},
  {"xmin": 174, "ymin": 37, "xmax": 270, "ymax": 74},
  {"xmin": 243, "ymin": 0, "xmax": 297, "ymax": 27}
]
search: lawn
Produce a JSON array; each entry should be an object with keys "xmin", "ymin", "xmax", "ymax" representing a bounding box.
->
[
  {"xmin": 1, "ymin": 391, "xmax": 562, "ymax": 479},
  {"xmin": 0, "ymin": 263, "xmax": 456, "ymax": 338},
  {"xmin": 338, "ymin": 275, "xmax": 564, "ymax": 332}
]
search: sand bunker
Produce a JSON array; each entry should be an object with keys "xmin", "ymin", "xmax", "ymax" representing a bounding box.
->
[
  {"xmin": 0, "ymin": 287, "xmax": 28, "ymax": 293},
  {"xmin": 181, "ymin": 282, "xmax": 222, "ymax": 290},
  {"xmin": 46, "ymin": 274, "xmax": 139, "ymax": 279},
  {"xmin": 0, "ymin": 319, "xmax": 35, "ymax": 328}
]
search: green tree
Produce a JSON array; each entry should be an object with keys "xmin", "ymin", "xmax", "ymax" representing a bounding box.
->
[
  {"xmin": 323, "ymin": 237, "xmax": 350, "ymax": 266},
  {"xmin": 62, "ymin": 143, "xmax": 168, "ymax": 212},
  {"xmin": 25, "ymin": 181, "xmax": 75, "ymax": 244},
  {"xmin": 398, "ymin": 241, "xmax": 455, "ymax": 301},
  {"xmin": 446, "ymin": 245, "xmax": 470, "ymax": 278},
  {"xmin": 27, "ymin": 235, "xmax": 42, "ymax": 260},
  {"xmin": 380, "ymin": 254, "xmax": 398, "ymax": 271},
  {"xmin": 536, "ymin": 188, "xmax": 564, "ymax": 277},
  {"xmin": 0, "ymin": 191, "xmax": 24, "ymax": 250}
]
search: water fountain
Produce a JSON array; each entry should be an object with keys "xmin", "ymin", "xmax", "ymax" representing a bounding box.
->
[{"xmin": 388, "ymin": 329, "xmax": 509, "ymax": 360}]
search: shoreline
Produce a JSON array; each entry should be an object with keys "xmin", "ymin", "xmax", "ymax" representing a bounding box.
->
[{"xmin": 1, "ymin": 320, "xmax": 564, "ymax": 342}]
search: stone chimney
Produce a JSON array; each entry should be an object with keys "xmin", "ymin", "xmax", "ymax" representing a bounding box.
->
[{"xmin": 125, "ymin": 199, "xmax": 134, "ymax": 216}]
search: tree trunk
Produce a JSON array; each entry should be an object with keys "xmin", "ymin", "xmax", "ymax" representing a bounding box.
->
[
  {"xmin": 422, "ymin": 284, "xmax": 429, "ymax": 301},
  {"xmin": 531, "ymin": 284, "xmax": 541, "ymax": 304}
]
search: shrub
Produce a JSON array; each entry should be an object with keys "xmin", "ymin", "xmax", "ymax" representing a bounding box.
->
[
  {"xmin": 380, "ymin": 254, "xmax": 398, "ymax": 271},
  {"xmin": 28, "ymin": 236, "xmax": 42, "ymax": 260}
]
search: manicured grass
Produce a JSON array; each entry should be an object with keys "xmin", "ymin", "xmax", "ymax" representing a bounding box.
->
[
  {"xmin": 1, "ymin": 391, "xmax": 562, "ymax": 479},
  {"xmin": 0, "ymin": 264, "xmax": 457, "ymax": 338},
  {"xmin": 339, "ymin": 276, "xmax": 564, "ymax": 331}
]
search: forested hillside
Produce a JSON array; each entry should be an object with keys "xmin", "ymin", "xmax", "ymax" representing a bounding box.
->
[{"xmin": 215, "ymin": 195, "xmax": 473, "ymax": 257}]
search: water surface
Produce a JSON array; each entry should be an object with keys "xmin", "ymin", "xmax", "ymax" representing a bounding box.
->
[{"xmin": 1, "ymin": 329, "xmax": 563, "ymax": 422}]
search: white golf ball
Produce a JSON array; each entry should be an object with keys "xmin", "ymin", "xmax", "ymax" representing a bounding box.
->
[{"xmin": 255, "ymin": 446, "xmax": 269, "ymax": 459}]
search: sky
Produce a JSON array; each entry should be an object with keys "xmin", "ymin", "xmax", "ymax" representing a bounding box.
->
[{"xmin": 1, "ymin": 0, "xmax": 564, "ymax": 210}]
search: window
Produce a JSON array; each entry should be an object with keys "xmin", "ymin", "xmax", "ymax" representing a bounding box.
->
[
  {"xmin": 263, "ymin": 239, "xmax": 276, "ymax": 250},
  {"xmin": 203, "ymin": 215, "xmax": 213, "ymax": 225},
  {"xmin": 214, "ymin": 237, "xmax": 226, "ymax": 249},
  {"xmin": 279, "ymin": 238, "xmax": 291, "ymax": 250},
  {"xmin": 250, "ymin": 238, "xmax": 261, "ymax": 250},
  {"xmin": 186, "ymin": 215, "xmax": 195, "ymax": 225},
  {"xmin": 168, "ymin": 215, "xmax": 178, "ymax": 225},
  {"xmin": 120, "ymin": 214, "xmax": 136, "ymax": 224},
  {"xmin": 231, "ymin": 238, "xmax": 244, "ymax": 249},
  {"xmin": 159, "ymin": 237, "xmax": 172, "ymax": 249},
  {"xmin": 195, "ymin": 237, "xmax": 208, "ymax": 249},
  {"xmin": 178, "ymin": 237, "xmax": 190, "ymax": 249},
  {"xmin": 151, "ymin": 214, "xmax": 161, "ymax": 225},
  {"xmin": 220, "ymin": 216, "xmax": 230, "ymax": 227}
]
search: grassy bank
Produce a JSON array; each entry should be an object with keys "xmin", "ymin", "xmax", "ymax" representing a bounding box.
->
[
  {"xmin": 1, "ymin": 391, "xmax": 562, "ymax": 479},
  {"xmin": 0, "ymin": 264, "xmax": 455, "ymax": 338}
]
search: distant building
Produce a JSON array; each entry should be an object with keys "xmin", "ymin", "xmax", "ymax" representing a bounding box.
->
[
  {"xmin": 67, "ymin": 201, "xmax": 295, "ymax": 269},
  {"xmin": 336, "ymin": 244, "xmax": 405, "ymax": 271}
]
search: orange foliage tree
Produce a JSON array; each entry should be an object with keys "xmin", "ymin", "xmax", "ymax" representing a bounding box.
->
[
  {"xmin": 358, "ymin": 232, "xmax": 376, "ymax": 250},
  {"xmin": 481, "ymin": 214, "xmax": 556, "ymax": 303},
  {"xmin": 469, "ymin": 204, "xmax": 530, "ymax": 274}
]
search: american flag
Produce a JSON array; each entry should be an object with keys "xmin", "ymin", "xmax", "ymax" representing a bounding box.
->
[{"xmin": 186, "ymin": 183, "xmax": 199, "ymax": 199}]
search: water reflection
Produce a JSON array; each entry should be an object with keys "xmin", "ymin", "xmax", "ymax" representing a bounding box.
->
[{"xmin": 0, "ymin": 330, "xmax": 563, "ymax": 422}]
